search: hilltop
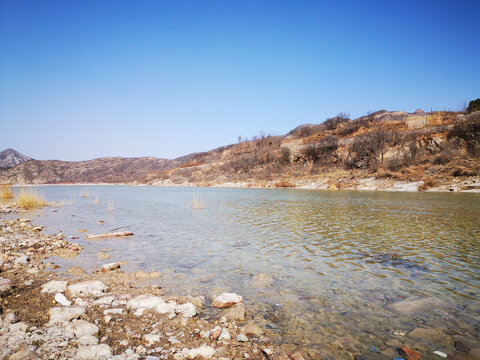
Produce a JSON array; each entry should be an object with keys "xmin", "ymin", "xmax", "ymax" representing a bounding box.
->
[
  {"xmin": 1, "ymin": 103, "xmax": 479, "ymax": 191},
  {"xmin": 0, "ymin": 148, "xmax": 32, "ymax": 169}
]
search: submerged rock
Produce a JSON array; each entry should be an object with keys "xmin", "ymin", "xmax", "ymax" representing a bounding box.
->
[
  {"xmin": 387, "ymin": 296, "xmax": 448, "ymax": 315},
  {"xmin": 212, "ymin": 293, "xmax": 243, "ymax": 308},
  {"xmin": 101, "ymin": 262, "xmax": 121, "ymax": 272},
  {"xmin": 399, "ymin": 347, "xmax": 422, "ymax": 360}
]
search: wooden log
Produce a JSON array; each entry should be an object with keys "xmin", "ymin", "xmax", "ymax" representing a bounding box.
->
[{"xmin": 86, "ymin": 231, "xmax": 133, "ymax": 240}]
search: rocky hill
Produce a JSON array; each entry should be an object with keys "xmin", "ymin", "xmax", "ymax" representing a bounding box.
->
[
  {"xmin": 0, "ymin": 148, "xmax": 32, "ymax": 169},
  {"xmin": 143, "ymin": 108, "xmax": 480, "ymax": 192},
  {"xmin": 0, "ymin": 156, "xmax": 177, "ymax": 184}
]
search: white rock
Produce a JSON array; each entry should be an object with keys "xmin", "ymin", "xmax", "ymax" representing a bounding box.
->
[
  {"xmin": 212, "ymin": 293, "xmax": 243, "ymax": 308},
  {"xmin": 4, "ymin": 312, "xmax": 19, "ymax": 324},
  {"xmin": 13, "ymin": 255, "xmax": 29, "ymax": 265},
  {"xmin": 176, "ymin": 303, "xmax": 197, "ymax": 318},
  {"xmin": 77, "ymin": 335, "xmax": 99, "ymax": 345},
  {"xmin": 41, "ymin": 280, "xmax": 68, "ymax": 293},
  {"xmin": 236, "ymin": 334, "xmax": 248, "ymax": 342},
  {"xmin": 156, "ymin": 301, "xmax": 177, "ymax": 314},
  {"xmin": 0, "ymin": 277, "xmax": 12, "ymax": 294},
  {"xmin": 101, "ymin": 262, "xmax": 121, "ymax": 272},
  {"xmin": 128, "ymin": 294, "xmax": 165, "ymax": 314},
  {"xmin": 434, "ymin": 351, "xmax": 447, "ymax": 358},
  {"xmin": 71, "ymin": 319, "xmax": 99, "ymax": 337},
  {"xmin": 146, "ymin": 357, "xmax": 160, "ymax": 360},
  {"xmin": 143, "ymin": 333, "xmax": 161, "ymax": 346},
  {"xmin": 48, "ymin": 306, "xmax": 86, "ymax": 324},
  {"xmin": 68, "ymin": 280, "xmax": 108, "ymax": 296},
  {"xmin": 76, "ymin": 344, "xmax": 112, "ymax": 359},
  {"xmin": 93, "ymin": 296, "xmax": 115, "ymax": 305},
  {"xmin": 188, "ymin": 345, "xmax": 215, "ymax": 359},
  {"xmin": 168, "ymin": 336, "xmax": 180, "ymax": 344},
  {"xmin": 218, "ymin": 329, "xmax": 231, "ymax": 341},
  {"xmin": 54, "ymin": 293, "xmax": 72, "ymax": 306}
]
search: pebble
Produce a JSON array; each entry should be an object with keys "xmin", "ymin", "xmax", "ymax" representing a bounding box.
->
[
  {"xmin": 433, "ymin": 351, "xmax": 447, "ymax": 358},
  {"xmin": 76, "ymin": 344, "xmax": 112, "ymax": 359},
  {"xmin": 218, "ymin": 329, "xmax": 231, "ymax": 341},
  {"xmin": 48, "ymin": 305, "xmax": 86, "ymax": 323},
  {"xmin": 188, "ymin": 345, "xmax": 215, "ymax": 359},
  {"xmin": 101, "ymin": 262, "xmax": 121, "ymax": 272},
  {"xmin": 176, "ymin": 303, "xmax": 197, "ymax": 318}
]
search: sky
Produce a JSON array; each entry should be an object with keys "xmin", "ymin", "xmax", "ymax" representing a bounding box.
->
[{"xmin": 1, "ymin": 0, "xmax": 479, "ymax": 161}]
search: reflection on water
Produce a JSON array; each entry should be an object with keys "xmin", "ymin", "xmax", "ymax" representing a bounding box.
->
[{"xmin": 15, "ymin": 186, "xmax": 480, "ymax": 354}]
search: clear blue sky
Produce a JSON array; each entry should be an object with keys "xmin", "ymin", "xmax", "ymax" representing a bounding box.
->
[{"xmin": 1, "ymin": 0, "xmax": 479, "ymax": 161}]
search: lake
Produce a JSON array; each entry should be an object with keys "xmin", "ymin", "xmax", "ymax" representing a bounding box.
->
[{"xmin": 13, "ymin": 185, "xmax": 480, "ymax": 356}]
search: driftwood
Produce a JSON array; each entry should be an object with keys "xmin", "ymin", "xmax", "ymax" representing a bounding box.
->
[{"xmin": 86, "ymin": 231, "xmax": 133, "ymax": 240}]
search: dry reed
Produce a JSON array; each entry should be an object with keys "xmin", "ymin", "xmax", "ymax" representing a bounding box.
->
[
  {"xmin": 17, "ymin": 187, "xmax": 45, "ymax": 209},
  {"xmin": 0, "ymin": 184, "xmax": 14, "ymax": 201}
]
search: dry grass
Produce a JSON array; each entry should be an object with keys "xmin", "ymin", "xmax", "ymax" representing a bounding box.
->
[
  {"xmin": 417, "ymin": 178, "xmax": 436, "ymax": 191},
  {"xmin": 17, "ymin": 187, "xmax": 45, "ymax": 209},
  {"xmin": 107, "ymin": 200, "xmax": 114, "ymax": 211},
  {"xmin": 0, "ymin": 184, "xmax": 14, "ymax": 201},
  {"xmin": 274, "ymin": 180, "xmax": 296, "ymax": 188},
  {"xmin": 80, "ymin": 189, "xmax": 90, "ymax": 198}
]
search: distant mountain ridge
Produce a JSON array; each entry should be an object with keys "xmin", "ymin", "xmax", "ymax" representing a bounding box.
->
[
  {"xmin": 0, "ymin": 148, "xmax": 32, "ymax": 169},
  {"xmin": 0, "ymin": 153, "xmax": 177, "ymax": 184}
]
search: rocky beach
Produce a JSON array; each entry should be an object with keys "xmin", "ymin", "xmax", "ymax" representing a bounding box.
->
[{"xmin": 1, "ymin": 201, "xmax": 480, "ymax": 360}]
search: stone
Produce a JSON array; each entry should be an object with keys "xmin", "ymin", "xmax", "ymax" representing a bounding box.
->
[
  {"xmin": 101, "ymin": 262, "xmax": 121, "ymax": 272},
  {"xmin": 0, "ymin": 277, "xmax": 12, "ymax": 294},
  {"xmin": 433, "ymin": 351, "xmax": 447, "ymax": 358},
  {"xmin": 71, "ymin": 319, "xmax": 99, "ymax": 337},
  {"xmin": 241, "ymin": 321, "xmax": 264, "ymax": 337},
  {"xmin": 41, "ymin": 280, "xmax": 68, "ymax": 293},
  {"xmin": 143, "ymin": 334, "xmax": 161, "ymax": 346},
  {"xmin": 455, "ymin": 339, "xmax": 472, "ymax": 353},
  {"xmin": 176, "ymin": 303, "xmax": 197, "ymax": 318},
  {"xmin": 387, "ymin": 297, "xmax": 448, "ymax": 315},
  {"xmin": 9, "ymin": 348, "xmax": 39, "ymax": 360},
  {"xmin": 4, "ymin": 311, "xmax": 19, "ymax": 324},
  {"xmin": 77, "ymin": 335, "xmax": 99, "ymax": 345},
  {"xmin": 104, "ymin": 308, "xmax": 124, "ymax": 315},
  {"xmin": 14, "ymin": 255, "xmax": 29, "ymax": 265},
  {"xmin": 48, "ymin": 306, "xmax": 86, "ymax": 323},
  {"xmin": 135, "ymin": 270, "xmax": 162, "ymax": 279},
  {"xmin": 67, "ymin": 266, "xmax": 87, "ymax": 276},
  {"xmin": 218, "ymin": 329, "xmax": 231, "ymax": 341},
  {"xmin": 399, "ymin": 347, "xmax": 422, "ymax": 360},
  {"xmin": 157, "ymin": 301, "xmax": 177, "ymax": 314},
  {"xmin": 97, "ymin": 252, "xmax": 112, "ymax": 260},
  {"xmin": 247, "ymin": 273, "xmax": 274, "ymax": 287},
  {"xmin": 68, "ymin": 280, "xmax": 108, "ymax": 296},
  {"xmin": 188, "ymin": 345, "xmax": 215, "ymax": 359},
  {"xmin": 54, "ymin": 293, "xmax": 72, "ymax": 306},
  {"xmin": 409, "ymin": 327, "xmax": 442, "ymax": 341},
  {"xmin": 212, "ymin": 293, "xmax": 243, "ymax": 308},
  {"xmin": 76, "ymin": 344, "xmax": 112, "ymax": 359},
  {"xmin": 128, "ymin": 294, "xmax": 165, "ymax": 315},
  {"xmin": 237, "ymin": 334, "xmax": 249, "ymax": 342},
  {"xmin": 224, "ymin": 303, "xmax": 246, "ymax": 321}
]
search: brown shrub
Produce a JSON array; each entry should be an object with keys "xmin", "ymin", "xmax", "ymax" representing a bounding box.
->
[
  {"xmin": 274, "ymin": 180, "xmax": 296, "ymax": 188},
  {"xmin": 418, "ymin": 178, "xmax": 436, "ymax": 191}
]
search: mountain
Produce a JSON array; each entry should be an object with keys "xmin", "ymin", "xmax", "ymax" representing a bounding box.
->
[
  {"xmin": 0, "ymin": 156, "xmax": 177, "ymax": 184},
  {"xmin": 0, "ymin": 148, "xmax": 32, "ymax": 169}
]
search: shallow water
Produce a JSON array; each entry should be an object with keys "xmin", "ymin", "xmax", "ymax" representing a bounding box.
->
[{"xmin": 12, "ymin": 186, "xmax": 480, "ymax": 354}]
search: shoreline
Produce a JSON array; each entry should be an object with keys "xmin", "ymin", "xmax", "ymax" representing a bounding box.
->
[{"xmin": 7, "ymin": 176, "xmax": 480, "ymax": 193}]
